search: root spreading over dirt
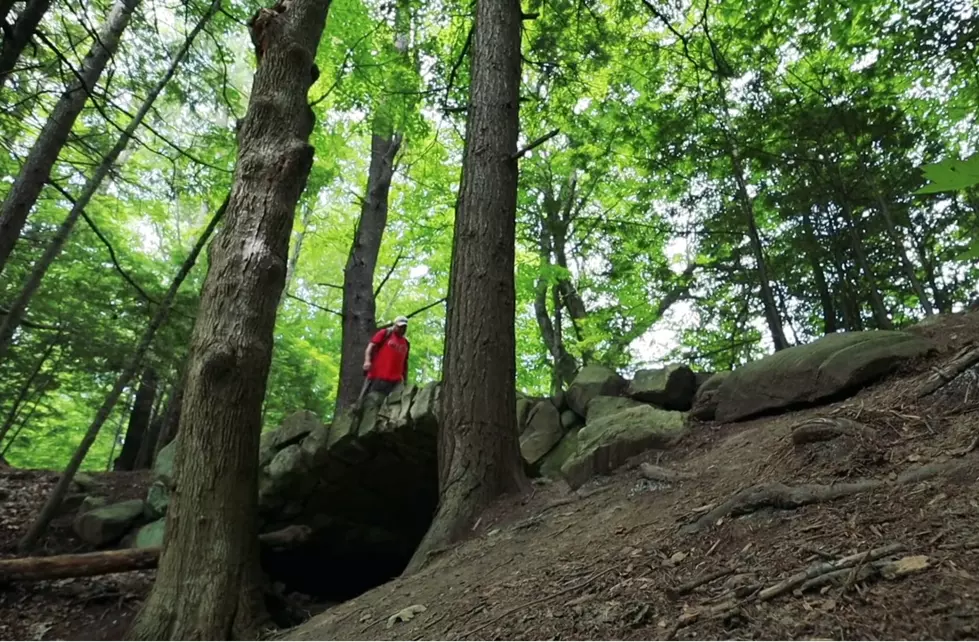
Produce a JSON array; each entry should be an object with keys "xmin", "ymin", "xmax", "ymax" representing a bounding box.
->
[{"xmin": 3, "ymin": 312, "xmax": 979, "ymax": 641}]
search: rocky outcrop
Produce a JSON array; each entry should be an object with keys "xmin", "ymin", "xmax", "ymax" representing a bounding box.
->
[
  {"xmin": 566, "ymin": 366, "xmax": 627, "ymax": 417},
  {"xmin": 73, "ymin": 499, "xmax": 146, "ymax": 547},
  {"xmin": 585, "ymin": 395, "xmax": 641, "ymax": 423},
  {"xmin": 627, "ymin": 364, "xmax": 697, "ymax": 410},
  {"xmin": 712, "ymin": 331, "xmax": 932, "ymax": 423},
  {"xmin": 519, "ymin": 401, "xmax": 564, "ymax": 468},
  {"xmin": 561, "ymin": 405, "xmax": 687, "ymax": 489}
]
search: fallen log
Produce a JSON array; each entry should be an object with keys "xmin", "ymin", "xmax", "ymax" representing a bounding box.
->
[
  {"xmin": 640, "ymin": 462, "xmax": 697, "ymax": 483},
  {"xmin": 0, "ymin": 524, "xmax": 311, "ymax": 583},
  {"xmin": 918, "ymin": 345, "xmax": 979, "ymax": 397}
]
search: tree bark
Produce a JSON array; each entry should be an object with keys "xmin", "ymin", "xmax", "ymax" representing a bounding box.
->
[
  {"xmin": 404, "ymin": 0, "xmax": 529, "ymax": 575},
  {"xmin": 335, "ymin": 133, "xmax": 401, "ymax": 414},
  {"xmin": 0, "ymin": 0, "xmax": 15, "ymax": 25},
  {"xmin": 0, "ymin": 0, "xmax": 216, "ymax": 359},
  {"xmin": 153, "ymin": 369, "xmax": 185, "ymax": 459},
  {"xmin": 134, "ymin": 381, "xmax": 168, "ymax": 470},
  {"xmin": 113, "ymin": 367, "xmax": 158, "ymax": 471},
  {"xmin": 19, "ymin": 198, "xmax": 227, "ymax": 553},
  {"xmin": 129, "ymin": 0, "xmax": 330, "ymax": 636},
  {"xmin": 0, "ymin": 0, "xmax": 52, "ymax": 94},
  {"xmin": 0, "ymin": 0, "xmax": 140, "ymax": 276}
]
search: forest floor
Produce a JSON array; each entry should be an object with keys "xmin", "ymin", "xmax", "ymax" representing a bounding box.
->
[{"xmin": 2, "ymin": 311, "xmax": 979, "ymax": 641}]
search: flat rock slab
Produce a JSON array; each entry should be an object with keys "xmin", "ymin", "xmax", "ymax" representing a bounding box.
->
[
  {"xmin": 73, "ymin": 499, "xmax": 146, "ymax": 547},
  {"xmin": 713, "ymin": 330, "xmax": 933, "ymax": 423},
  {"xmin": 520, "ymin": 401, "xmax": 564, "ymax": 466}
]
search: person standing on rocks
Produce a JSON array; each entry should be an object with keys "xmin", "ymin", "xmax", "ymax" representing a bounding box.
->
[{"xmin": 360, "ymin": 316, "xmax": 410, "ymax": 403}]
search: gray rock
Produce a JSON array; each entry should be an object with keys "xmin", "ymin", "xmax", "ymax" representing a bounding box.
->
[
  {"xmin": 72, "ymin": 472, "xmax": 98, "ymax": 492},
  {"xmin": 133, "ymin": 518, "xmax": 165, "ymax": 549},
  {"xmin": 561, "ymin": 405, "xmax": 687, "ymax": 489},
  {"xmin": 691, "ymin": 372, "xmax": 729, "ymax": 421},
  {"xmin": 586, "ymin": 395, "xmax": 642, "ymax": 424},
  {"xmin": 713, "ymin": 331, "xmax": 933, "ymax": 423},
  {"xmin": 566, "ymin": 365, "xmax": 627, "ymax": 417},
  {"xmin": 145, "ymin": 480, "xmax": 170, "ymax": 519},
  {"xmin": 560, "ymin": 409, "xmax": 583, "ymax": 431},
  {"xmin": 539, "ymin": 426, "xmax": 582, "ymax": 479},
  {"xmin": 627, "ymin": 364, "xmax": 697, "ymax": 410},
  {"xmin": 79, "ymin": 495, "xmax": 107, "ymax": 514},
  {"xmin": 73, "ymin": 499, "xmax": 146, "ymax": 547},
  {"xmin": 519, "ymin": 401, "xmax": 564, "ymax": 467},
  {"xmin": 154, "ymin": 441, "xmax": 176, "ymax": 488}
]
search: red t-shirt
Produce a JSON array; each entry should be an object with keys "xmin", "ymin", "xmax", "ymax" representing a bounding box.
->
[{"xmin": 368, "ymin": 329, "xmax": 409, "ymax": 382}]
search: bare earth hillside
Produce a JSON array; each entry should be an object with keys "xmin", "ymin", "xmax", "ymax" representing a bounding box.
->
[{"xmin": 2, "ymin": 312, "xmax": 978, "ymax": 641}]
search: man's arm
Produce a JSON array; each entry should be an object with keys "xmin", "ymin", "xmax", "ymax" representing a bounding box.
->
[
  {"xmin": 402, "ymin": 343, "xmax": 409, "ymax": 383},
  {"xmin": 364, "ymin": 330, "xmax": 385, "ymax": 372}
]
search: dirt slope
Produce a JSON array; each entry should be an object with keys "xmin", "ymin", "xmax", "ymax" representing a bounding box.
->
[{"xmin": 282, "ymin": 313, "xmax": 979, "ymax": 641}]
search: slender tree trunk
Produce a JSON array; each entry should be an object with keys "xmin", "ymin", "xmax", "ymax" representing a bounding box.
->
[
  {"xmin": 0, "ymin": 0, "xmax": 140, "ymax": 276},
  {"xmin": 129, "ymin": 0, "xmax": 330, "ymax": 635},
  {"xmin": 837, "ymin": 197, "xmax": 892, "ymax": 329},
  {"xmin": 19, "ymin": 198, "xmax": 227, "ymax": 553},
  {"xmin": 0, "ymin": 1, "xmax": 216, "ymax": 359},
  {"xmin": 870, "ymin": 190, "xmax": 933, "ymax": 315},
  {"xmin": 405, "ymin": 0, "xmax": 529, "ymax": 574},
  {"xmin": 334, "ymin": 0, "xmax": 410, "ymax": 414},
  {"xmin": 0, "ymin": 0, "xmax": 52, "ymax": 93},
  {"xmin": 0, "ymin": 336, "xmax": 56, "ymax": 444},
  {"xmin": 335, "ymin": 133, "xmax": 401, "ymax": 413},
  {"xmin": 113, "ymin": 367, "xmax": 158, "ymax": 470},
  {"xmin": 800, "ymin": 208, "xmax": 837, "ymax": 333},
  {"xmin": 284, "ymin": 200, "xmax": 313, "ymax": 291},
  {"xmin": 533, "ymin": 223, "xmax": 576, "ymax": 391}
]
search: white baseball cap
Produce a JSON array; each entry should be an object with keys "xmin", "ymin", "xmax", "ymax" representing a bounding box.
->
[{"xmin": 394, "ymin": 316, "xmax": 408, "ymax": 327}]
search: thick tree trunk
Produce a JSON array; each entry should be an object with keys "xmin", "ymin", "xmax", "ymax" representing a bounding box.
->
[
  {"xmin": 0, "ymin": 0, "xmax": 140, "ymax": 276},
  {"xmin": 133, "ymin": 382, "xmax": 168, "ymax": 470},
  {"xmin": 0, "ymin": 1, "xmax": 216, "ymax": 359},
  {"xmin": 404, "ymin": 0, "xmax": 529, "ymax": 575},
  {"xmin": 19, "ymin": 198, "xmax": 227, "ymax": 552},
  {"xmin": 0, "ymin": 0, "xmax": 52, "ymax": 93},
  {"xmin": 113, "ymin": 368, "xmax": 158, "ymax": 471},
  {"xmin": 800, "ymin": 208, "xmax": 837, "ymax": 333},
  {"xmin": 129, "ymin": 0, "xmax": 330, "ymax": 636},
  {"xmin": 335, "ymin": 132, "xmax": 401, "ymax": 414},
  {"xmin": 0, "ymin": 336, "xmax": 56, "ymax": 445}
]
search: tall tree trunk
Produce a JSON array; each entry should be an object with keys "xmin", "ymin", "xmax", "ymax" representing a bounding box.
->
[
  {"xmin": 405, "ymin": 0, "xmax": 529, "ymax": 574},
  {"xmin": 0, "ymin": 0, "xmax": 52, "ymax": 94},
  {"xmin": 0, "ymin": 335, "xmax": 56, "ymax": 445},
  {"xmin": 284, "ymin": 200, "xmax": 312, "ymax": 291},
  {"xmin": 129, "ymin": 0, "xmax": 329, "ymax": 635},
  {"xmin": 837, "ymin": 197, "xmax": 892, "ymax": 329},
  {"xmin": 0, "ymin": 1, "xmax": 216, "ymax": 360},
  {"xmin": 113, "ymin": 367, "xmax": 158, "ymax": 471},
  {"xmin": 0, "ymin": 0, "xmax": 140, "ymax": 276},
  {"xmin": 800, "ymin": 208, "xmax": 837, "ymax": 333},
  {"xmin": 19, "ymin": 198, "xmax": 227, "ymax": 552},
  {"xmin": 335, "ymin": 133, "xmax": 401, "ymax": 414},
  {"xmin": 334, "ymin": 0, "xmax": 410, "ymax": 415}
]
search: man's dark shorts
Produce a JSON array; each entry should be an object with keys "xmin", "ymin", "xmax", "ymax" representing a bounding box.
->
[{"xmin": 367, "ymin": 379, "xmax": 398, "ymax": 396}]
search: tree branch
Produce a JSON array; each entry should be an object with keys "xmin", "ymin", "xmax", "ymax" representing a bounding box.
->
[
  {"xmin": 513, "ymin": 129, "xmax": 560, "ymax": 160},
  {"xmin": 286, "ymin": 292, "xmax": 341, "ymax": 316},
  {"xmin": 374, "ymin": 250, "xmax": 405, "ymax": 298}
]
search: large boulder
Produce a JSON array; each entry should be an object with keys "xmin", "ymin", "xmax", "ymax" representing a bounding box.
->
[
  {"xmin": 627, "ymin": 364, "xmax": 697, "ymax": 410},
  {"xmin": 585, "ymin": 395, "xmax": 642, "ymax": 424},
  {"xmin": 566, "ymin": 365, "xmax": 627, "ymax": 417},
  {"xmin": 519, "ymin": 401, "xmax": 564, "ymax": 467},
  {"xmin": 561, "ymin": 405, "xmax": 687, "ymax": 489},
  {"xmin": 691, "ymin": 372, "xmax": 729, "ymax": 421},
  {"xmin": 73, "ymin": 499, "xmax": 146, "ymax": 547},
  {"xmin": 539, "ymin": 426, "xmax": 581, "ymax": 479},
  {"xmin": 154, "ymin": 441, "xmax": 176, "ymax": 488},
  {"xmin": 133, "ymin": 518, "xmax": 166, "ymax": 549},
  {"xmin": 260, "ymin": 410, "xmax": 322, "ymax": 466},
  {"xmin": 144, "ymin": 480, "xmax": 170, "ymax": 519},
  {"xmin": 560, "ymin": 409, "xmax": 583, "ymax": 431},
  {"xmin": 713, "ymin": 331, "xmax": 932, "ymax": 423}
]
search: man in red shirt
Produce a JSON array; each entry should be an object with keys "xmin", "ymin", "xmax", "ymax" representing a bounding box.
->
[{"xmin": 361, "ymin": 316, "xmax": 410, "ymax": 401}]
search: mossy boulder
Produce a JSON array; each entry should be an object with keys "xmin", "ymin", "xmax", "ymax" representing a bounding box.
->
[
  {"xmin": 561, "ymin": 405, "xmax": 687, "ymax": 489},
  {"xmin": 585, "ymin": 395, "xmax": 642, "ymax": 424},
  {"xmin": 519, "ymin": 401, "xmax": 564, "ymax": 467},
  {"xmin": 566, "ymin": 365, "xmax": 627, "ymax": 417},
  {"xmin": 713, "ymin": 330, "xmax": 932, "ymax": 423},
  {"xmin": 133, "ymin": 518, "xmax": 166, "ymax": 549},
  {"xmin": 73, "ymin": 499, "xmax": 146, "ymax": 547},
  {"xmin": 627, "ymin": 364, "xmax": 697, "ymax": 410},
  {"xmin": 691, "ymin": 371, "xmax": 730, "ymax": 421}
]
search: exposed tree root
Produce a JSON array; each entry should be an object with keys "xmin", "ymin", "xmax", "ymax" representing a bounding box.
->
[
  {"xmin": 640, "ymin": 462, "xmax": 698, "ymax": 483},
  {"xmin": 680, "ymin": 459, "xmax": 970, "ymax": 534},
  {"xmin": 757, "ymin": 543, "xmax": 905, "ymax": 600},
  {"xmin": 790, "ymin": 417, "xmax": 874, "ymax": 445},
  {"xmin": 918, "ymin": 345, "xmax": 979, "ymax": 397}
]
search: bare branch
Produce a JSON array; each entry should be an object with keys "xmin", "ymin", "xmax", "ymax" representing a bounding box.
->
[
  {"xmin": 374, "ymin": 250, "xmax": 405, "ymax": 298},
  {"xmin": 513, "ymin": 128, "xmax": 560, "ymax": 160},
  {"xmin": 286, "ymin": 292, "xmax": 341, "ymax": 316}
]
